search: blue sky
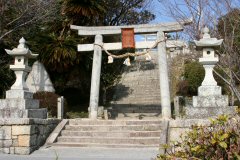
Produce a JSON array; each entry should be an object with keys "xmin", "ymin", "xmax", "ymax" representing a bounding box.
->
[{"xmin": 150, "ymin": 0, "xmax": 176, "ymax": 23}]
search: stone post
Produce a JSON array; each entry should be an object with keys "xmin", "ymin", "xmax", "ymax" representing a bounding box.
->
[
  {"xmin": 89, "ymin": 34, "xmax": 103, "ymax": 119},
  {"xmin": 57, "ymin": 96, "xmax": 64, "ymax": 119},
  {"xmin": 157, "ymin": 31, "xmax": 171, "ymax": 119}
]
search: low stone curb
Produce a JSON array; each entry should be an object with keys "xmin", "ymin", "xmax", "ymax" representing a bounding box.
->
[{"xmin": 44, "ymin": 119, "xmax": 69, "ymax": 146}]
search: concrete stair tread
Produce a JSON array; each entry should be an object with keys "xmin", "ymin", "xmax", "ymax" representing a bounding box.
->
[
  {"xmin": 66, "ymin": 124, "xmax": 162, "ymax": 127},
  {"xmin": 58, "ymin": 136, "xmax": 160, "ymax": 140},
  {"xmin": 68, "ymin": 120, "xmax": 164, "ymax": 125},
  {"xmin": 52, "ymin": 142, "xmax": 159, "ymax": 148},
  {"xmin": 61, "ymin": 130, "xmax": 161, "ymax": 133},
  {"xmin": 112, "ymin": 102, "xmax": 161, "ymax": 104},
  {"xmin": 57, "ymin": 137, "xmax": 161, "ymax": 145},
  {"xmin": 60, "ymin": 131, "xmax": 161, "ymax": 137},
  {"xmin": 64, "ymin": 125, "xmax": 162, "ymax": 131}
]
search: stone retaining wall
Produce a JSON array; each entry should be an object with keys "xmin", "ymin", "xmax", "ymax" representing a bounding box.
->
[
  {"xmin": 168, "ymin": 119, "xmax": 210, "ymax": 142},
  {"xmin": 0, "ymin": 118, "xmax": 60, "ymax": 154}
]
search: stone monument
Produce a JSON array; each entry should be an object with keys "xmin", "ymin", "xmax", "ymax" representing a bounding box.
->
[
  {"xmin": 186, "ymin": 27, "xmax": 236, "ymax": 118},
  {"xmin": 26, "ymin": 61, "xmax": 55, "ymax": 93},
  {"xmin": 0, "ymin": 38, "xmax": 47, "ymax": 119}
]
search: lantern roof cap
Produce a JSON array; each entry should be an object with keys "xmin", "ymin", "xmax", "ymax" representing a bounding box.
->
[{"xmin": 194, "ymin": 27, "xmax": 223, "ymax": 48}]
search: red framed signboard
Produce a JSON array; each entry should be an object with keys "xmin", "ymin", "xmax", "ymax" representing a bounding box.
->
[{"xmin": 121, "ymin": 28, "xmax": 135, "ymax": 49}]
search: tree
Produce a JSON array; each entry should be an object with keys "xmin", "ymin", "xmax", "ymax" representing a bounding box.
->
[
  {"xmin": 0, "ymin": 0, "xmax": 58, "ymax": 42},
  {"xmin": 215, "ymin": 9, "xmax": 240, "ymax": 103},
  {"xmin": 62, "ymin": 0, "xmax": 106, "ymax": 25},
  {"xmin": 0, "ymin": 0, "xmax": 61, "ymax": 97},
  {"xmin": 102, "ymin": 0, "xmax": 155, "ymax": 26}
]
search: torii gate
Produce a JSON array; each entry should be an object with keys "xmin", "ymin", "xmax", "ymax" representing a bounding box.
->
[{"xmin": 71, "ymin": 21, "xmax": 190, "ymax": 119}]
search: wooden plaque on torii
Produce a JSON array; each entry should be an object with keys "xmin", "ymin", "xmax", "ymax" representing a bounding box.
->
[{"xmin": 121, "ymin": 28, "xmax": 135, "ymax": 49}]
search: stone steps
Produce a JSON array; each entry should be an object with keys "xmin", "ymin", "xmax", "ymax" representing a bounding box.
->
[
  {"xmin": 117, "ymin": 113, "xmax": 161, "ymax": 119},
  {"xmin": 53, "ymin": 119, "xmax": 167, "ymax": 148},
  {"xmin": 61, "ymin": 130, "xmax": 161, "ymax": 137},
  {"xmin": 119, "ymin": 81, "xmax": 159, "ymax": 85},
  {"xmin": 68, "ymin": 120, "xmax": 163, "ymax": 125},
  {"xmin": 57, "ymin": 137, "xmax": 160, "ymax": 145},
  {"xmin": 116, "ymin": 97, "xmax": 160, "ymax": 102},
  {"xmin": 113, "ymin": 100, "xmax": 161, "ymax": 105},
  {"xmin": 51, "ymin": 142, "xmax": 159, "ymax": 148},
  {"xmin": 110, "ymin": 55, "xmax": 161, "ymax": 119},
  {"xmin": 114, "ymin": 92, "xmax": 161, "ymax": 97},
  {"xmin": 117, "ymin": 84, "xmax": 159, "ymax": 88},
  {"xmin": 65, "ymin": 124, "xmax": 162, "ymax": 131}
]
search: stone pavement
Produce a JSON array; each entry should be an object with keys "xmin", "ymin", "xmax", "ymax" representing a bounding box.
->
[{"xmin": 0, "ymin": 147, "xmax": 159, "ymax": 160}]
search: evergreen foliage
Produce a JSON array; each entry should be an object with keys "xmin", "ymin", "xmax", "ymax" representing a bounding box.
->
[
  {"xmin": 157, "ymin": 115, "xmax": 240, "ymax": 160},
  {"xmin": 177, "ymin": 61, "xmax": 205, "ymax": 96}
]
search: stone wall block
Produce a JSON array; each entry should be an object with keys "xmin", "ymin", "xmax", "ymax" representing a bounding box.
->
[
  {"xmin": 0, "ymin": 126, "xmax": 12, "ymax": 139},
  {"xmin": 12, "ymin": 125, "xmax": 36, "ymax": 135},
  {"xmin": 0, "ymin": 148, "xmax": 10, "ymax": 154},
  {"xmin": 14, "ymin": 147, "xmax": 35, "ymax": 155},
  {"xmin": 37, "ymin": 135, "xmax": 44, "ymax": 146},
  {"xmin": 18, "ymin": 134, "xmax": 37, "ymax": 147},
  {"xmin": 12, "ymin": 138, "xmax": 18, "ymax": 146},
  {"xmin": 10, "ymin": 147, "xmax": 15, "ymax": 154},
  {"xmin": 0, "ymin": 119, "xmax": 60, "ymax": 155},
  {"xmin": 0, "ymin": 140, "xmax": 13, "ymax": 148},
  {"xmin": 12, "ymin": 135, "xmax": 17, "ymax": 139},
  {"xmin": 38, "ymin": 125, "xmax": 44, "ymax": 135}
]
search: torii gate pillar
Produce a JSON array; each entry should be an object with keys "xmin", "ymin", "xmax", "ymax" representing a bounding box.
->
[
  {"xmin": 157, "ymin": 31, "xmax": 171, "ymax": 119},
  {"xmin": 89, "ymin": 34, "xmax": 103, "ymax": 119}
]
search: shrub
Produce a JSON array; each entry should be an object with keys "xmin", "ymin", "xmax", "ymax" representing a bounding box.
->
[
  {"xmin": 157, "ymin": 115, "xmax": 240, "ymax": 160},
  {"xmin": 33, "ymin": 91, "xmax": 67, "ymax": 118},
  {"xmin": 66, "ymin": 111, "xmax": 88, "ymax": 119},
  {"xmin": 177, "ymin": 61, "xmax": 204, "ymax": 96}
]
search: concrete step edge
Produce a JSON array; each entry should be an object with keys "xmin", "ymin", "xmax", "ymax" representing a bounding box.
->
[{"xmin": 51, "ymin": 142, "xmax": 160, "ymax": 148}]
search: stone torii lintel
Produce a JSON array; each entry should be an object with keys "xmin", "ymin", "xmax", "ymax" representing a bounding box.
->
[{"xmin": 70, "ymin": 20, "xmax": 191, "ymax": 36}]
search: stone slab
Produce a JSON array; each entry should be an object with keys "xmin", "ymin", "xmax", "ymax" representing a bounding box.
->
[
  {"xmin": 25, "ymin": 108, "xmax": 47, "ymax": 119},
  {"xmin": 6, "ymin": 90, "xmax": 33, "ymax": 99},
  {"xmin": 0, "ymin": 108, "xmax": 47, "ymax": 119},
  {"xmin": 0, "ymin": 118, "xmax": 60, "ymax": 125},
  {"xmin": 198, "ymin": 86, "xmax": 222, "ymax": 96},
  {"xmin": 185, "ymin": 106, "xmax": 237, "ymax": 119},
  {"xmin": 193, "ymin": 95, "xmax": 228, "ymax": 107},
  {"xmin": 0, "ymin": 99, "xmax": 39, "ymax": 109}
]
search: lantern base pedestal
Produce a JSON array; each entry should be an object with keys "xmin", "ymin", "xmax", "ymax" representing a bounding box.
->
[
  {"xmin": 192, "ymin": 95, "xmax": 229, "ymax": 108},
  {"xmin": 185, "ymin": 106, "xmax": 237, "ymax": 119},
  {"xmin": 0, "ymin": 89, "xmax": 47, "ymax": 119},
  {"xmin": 0, "ymin": 108, "xmax": 47, "ymax": 119}
]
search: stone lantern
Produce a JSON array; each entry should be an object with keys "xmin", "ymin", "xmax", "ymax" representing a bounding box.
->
[
  {"xmin": 185, "ymin": 27, "xmax": 236, "ymax": 118},
  {"xmin": 0, "ymin": 38, "xmax": 47, "ymax": 119},
  {"xmin": 5, "ymin": 38, "xmax": 37, "ymax": 91}
]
